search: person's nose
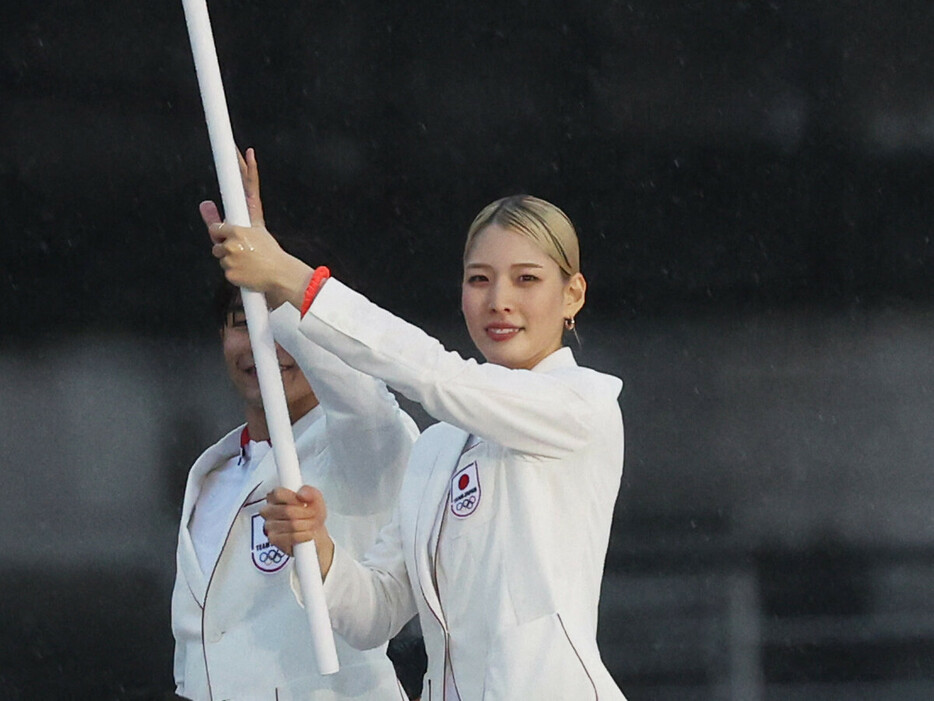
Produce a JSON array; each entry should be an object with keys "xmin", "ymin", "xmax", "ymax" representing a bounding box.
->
[{"xmin": 488, "ymin": 279, "xmax": 513, "ymax": 313}]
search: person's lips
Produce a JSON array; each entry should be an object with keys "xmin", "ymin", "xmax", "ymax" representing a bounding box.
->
[{"xmin": 485, "ymin": 324, "xmax": 521, "ymax": 342}]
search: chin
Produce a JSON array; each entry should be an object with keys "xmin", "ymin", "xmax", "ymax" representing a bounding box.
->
[{"xmin": 483, "ymin": 352, "xmax": 521, "ymax": 369}]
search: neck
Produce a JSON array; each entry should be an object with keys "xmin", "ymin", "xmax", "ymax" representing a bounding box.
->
[{"xmin": 243, "ymin": 405, "xmax": 270, "ymax": 442}]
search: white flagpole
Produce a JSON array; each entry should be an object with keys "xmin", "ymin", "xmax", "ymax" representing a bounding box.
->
[{"xmin": 180, "ymin": 0, "xmax": 339, "ymax": 675}]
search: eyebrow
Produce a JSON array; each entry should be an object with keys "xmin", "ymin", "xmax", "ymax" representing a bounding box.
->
[{"xmin": 464, "ymin": 262, "xmax": 545, "ymax": 270}]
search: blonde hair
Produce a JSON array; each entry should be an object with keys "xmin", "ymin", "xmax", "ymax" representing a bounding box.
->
[{"xmin": 463, "ymin": 195, "xmax": 580, "ymax": 277}]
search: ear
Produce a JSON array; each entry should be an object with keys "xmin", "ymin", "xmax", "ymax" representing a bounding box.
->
[{"xmin": 563, "ymin": 272, "xmax": 586, "ymax": 319}]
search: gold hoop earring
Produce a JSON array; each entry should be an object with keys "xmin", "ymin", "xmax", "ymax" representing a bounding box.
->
[{"xmin": 564, "ymin": 317, "xmax": 576, "ymax": 331}]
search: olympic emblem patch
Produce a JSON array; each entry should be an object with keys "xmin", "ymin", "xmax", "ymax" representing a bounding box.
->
[
  {"xmin": 450, "ymin": 461, "xmax": 481, "ymax": 518},
  {"xmin": 251, "ymin": 513, "xmax": 290, "ymax": 573}
]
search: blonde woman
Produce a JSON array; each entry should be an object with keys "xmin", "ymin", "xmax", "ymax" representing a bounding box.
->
[{"xmin": 204, "ymin": 149, "xmax": 627, "ymax": 700}]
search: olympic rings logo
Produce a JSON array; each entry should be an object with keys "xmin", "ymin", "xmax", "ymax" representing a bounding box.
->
[
  {"xmin": 453, "ymin": 496, "xmax": 477, "ymax": 512},
  {"xmin": 258, "ymin": 548, "xmax": 286, "ymax": 564}
]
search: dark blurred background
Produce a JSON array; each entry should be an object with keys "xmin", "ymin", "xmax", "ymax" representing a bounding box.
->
[{"xmin": 2, "ymin": 1, "xmax": 933, "ymax": 699}]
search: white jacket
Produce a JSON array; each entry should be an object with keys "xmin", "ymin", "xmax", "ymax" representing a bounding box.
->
[
  {"xmin": 172, "ymin": 304, "xmax": 418, "ymax": 701},
  {"xmin": 296, "ymin": 279, "xmax": 627, "ymax": 701}
]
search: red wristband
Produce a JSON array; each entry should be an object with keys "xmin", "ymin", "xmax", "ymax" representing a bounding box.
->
[{"xmin": 300, "ymin": 266, "xmax": 331, "ymax": 317}]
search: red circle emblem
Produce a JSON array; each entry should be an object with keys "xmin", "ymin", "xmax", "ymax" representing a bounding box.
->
[{"xmin": 458, "ymin": 474, "xmax": 470, "ymax": 490}]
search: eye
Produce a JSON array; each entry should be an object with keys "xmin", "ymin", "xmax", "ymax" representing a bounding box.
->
[
  {"xmin": 228, "ymin": 310, "xmax": 248, "ymax": 328},
  {"xmin": 466, "ymin": 274, "xmax": 489, "ymax": 284},
  {"xmin": 517, "ymin": 273, "xmax": 539, "ymax": 283}
]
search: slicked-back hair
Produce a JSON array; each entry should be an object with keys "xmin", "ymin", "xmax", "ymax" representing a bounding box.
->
[{"xmin": 463, "ymin": 195, "xmax": 580, "ymax": 279}]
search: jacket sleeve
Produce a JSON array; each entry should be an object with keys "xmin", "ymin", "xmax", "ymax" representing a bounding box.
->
[
  {"xmin": 270, "ymin": 303, "xmax": 419, "ymax": 514},
  {"xmin": 296, "ymin": 279, "xmax": 615, "ymax": 459},
  {"xmin": 171, "ymin": 585, "xmax": 185, "ymax": 691},
  {"xmin": 170, "ymin": 537, "xmax": 191, "ymax": 693},
  {"xmin": 310, "ymin": 507, "xmax": 418, "ymax": 651}
]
